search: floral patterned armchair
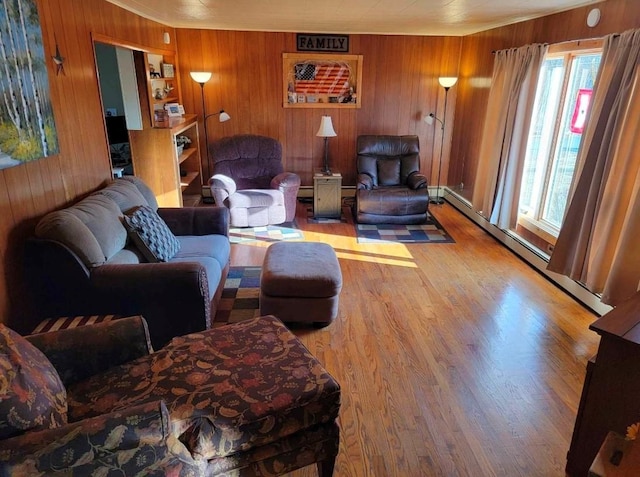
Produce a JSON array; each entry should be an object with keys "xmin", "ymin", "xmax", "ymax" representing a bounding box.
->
[
  {"xmin": 0, "ymin": 317, "xmax": 201, "ymax": 476},
  {"xmin": 1, "ymin": 315, "xmax": 341, "ymax": 476}
]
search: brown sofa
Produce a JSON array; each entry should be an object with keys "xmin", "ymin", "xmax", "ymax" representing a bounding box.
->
[
  {"xmin": 355, "ymin": 135, "xmax": 429, "ymax": 224},
  {"xmin": 25, "ymin": 176, "xmax": 230, "ymax": 348}
]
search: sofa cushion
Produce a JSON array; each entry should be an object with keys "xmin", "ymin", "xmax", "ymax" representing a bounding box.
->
[
  {"xmin": 228, "ymin": 189, "xmax": 284, "ymax": 209},
  {"xmin": 123, "ymin": 206, "xmax": 181, "ymax": 262},
  {"xmin": 174, "ymin": 235, "xmax": 230, "ymax": 273},
  {"xmin": 0, "ymin": 324, "xmax": 67, "ymax": 440},
  {"xmin": 170, "ymin": 255, "xmax": 222, "ymax": 303},
  {"xmin": 35, "ymin": 195, "xmax": 127, "ymax": 267},
  {"xmin": 66, "ymin": 315, "xmax": 341, "ymax": 460},
  {"xmin": 119, "ymin": 176, "xmax": 159, "ymax": 210},
  {"xmin": 97, "ymin": 178, "xmax": 150, "ymax": 213}
]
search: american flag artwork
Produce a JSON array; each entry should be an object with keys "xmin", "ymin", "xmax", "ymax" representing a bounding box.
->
[{"xmin": 292, "ymin": 62, "xmax": 352, "ymax": 96}]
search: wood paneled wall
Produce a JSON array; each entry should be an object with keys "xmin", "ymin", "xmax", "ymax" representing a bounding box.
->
[
  {"xmin": 451, "ymin": 0, "xmax": 640, "ymax": 199},
  {"xmin": 175, "ymin": 30, "xmax": 462, "ymax": 186},
  {"xmin": 0, "ymin": 0, "xmax": 176, "ymax": 331}
]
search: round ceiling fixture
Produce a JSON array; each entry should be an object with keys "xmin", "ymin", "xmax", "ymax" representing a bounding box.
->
[{"xmin": 587, "ymin": 8, "xmax": 601, "ymax": 27}]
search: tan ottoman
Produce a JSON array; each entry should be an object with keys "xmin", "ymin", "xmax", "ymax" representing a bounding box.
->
[{"xmin": 260, "ymin": 242, "xmax": 342, "ymax": 325}]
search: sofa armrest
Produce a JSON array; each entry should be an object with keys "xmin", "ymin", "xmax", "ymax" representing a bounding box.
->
[
  {"xmin": 357, "ymin": 173, "xmax": 373, "ymax": 190},
  {"xmin": 157, "ymin": 206, "xmax": 230, "ymax": 236},
  {"xmin": 26, "ymin": 316, "xmax": 152, "ymax": 387},
  {"xmin": 271, "ymin": 172, "xmax": 301, "ymax": 191},
  {"xmin": 407, "ymin": 172, "xmax": 428, "ymax": 190},
  {"xmin": 92, "ymin": 262, "xmax": 207, "ymax": 296},
  {"xmin": 0, "ymin": 401, "xmax": 171, "ymax": 474},
  {"xmin": 91, "ymin": 262, "xmax": 211, "ymax": 347}
]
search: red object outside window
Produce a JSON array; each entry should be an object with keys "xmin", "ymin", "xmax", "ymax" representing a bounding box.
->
[{"xmin": 570, "ymin": 88, "xmax": 592, "ymax": 133}]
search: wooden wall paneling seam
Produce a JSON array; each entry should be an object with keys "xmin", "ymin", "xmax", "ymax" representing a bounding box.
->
[
  {"xmin": 397, "ymin": 37, "xmax": 416, "ymax": 135},
  {"xmin": 444, "ymin": 37, "xmax": 464, "ymax": 188},
  {"xmin": 67, "ymin": 3, "xmax": 104, "ymax": 191},
  {"xmin": 36, "ymin": 0, "xmax": 67, "ymax": 207},
  {"xmin": 179, "ymin": 29, "xmax": 214, "ymax": 181}
]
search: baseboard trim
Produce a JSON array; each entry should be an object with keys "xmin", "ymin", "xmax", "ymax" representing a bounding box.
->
[{"xmin": 443, "ymin": 188, "xmax": 611, "ymax": 317}]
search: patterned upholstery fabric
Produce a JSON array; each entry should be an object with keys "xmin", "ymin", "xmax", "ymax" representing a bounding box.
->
[
  {"xmin": 0, "ymin": 324, "xmax": 67, "ymax": 440},
  {"xmin": 26, "ymin": 317, "xmax": 152, "ymax": 387},
  {"xmin": 123, "ymin": 205, "xmax": 181, "ymax": 262},
  {"xmin": 206, "ymin": 422, "xmax": 339, "ymax": 475},
  {"xmin": 0, "ymin": 319, "xmax": 205, "ymax": 476},
  {"xmin": 0, "ymin": 401, "xmax": 203, "ymax": 476},
  {"xmin": 67, "ymin": 315, "xmax": 341, "ymax": 461}
]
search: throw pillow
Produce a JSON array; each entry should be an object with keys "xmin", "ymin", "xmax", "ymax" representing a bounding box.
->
[
  {"xmin": 123, "ymin": 205, "xmax": 180, "ymax": 262},
  {"xmin": 0, "ymin": 324, "xmax": 68, "ymax": 440}
]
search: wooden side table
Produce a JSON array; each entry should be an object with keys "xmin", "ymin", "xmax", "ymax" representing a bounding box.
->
[
  {"xmin": 313, "ymin": 171, "xmax": 342, "ymax": 218},
  {"xmin": 566, "ymin": 291, "xmax": 640, "ymax": 476}
]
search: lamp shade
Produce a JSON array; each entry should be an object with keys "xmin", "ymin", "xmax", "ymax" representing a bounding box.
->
[
  {"xmin": 190, "ymin": 71, "xmax": 212, "ymax": 84},
  {"xmin": 438, "ymin": 77, "xmax": 458, "ymax": 88},
  {"xmin": 316, "ymin": 116, "xmax": 337, "ymax": 138},
  {"xmin": 424, "ymin": 114, "xmax": 435, "ymax": 125},
  {"xmin": 218, "ymin": 110, "xmax": 231, "ymax": 122}
]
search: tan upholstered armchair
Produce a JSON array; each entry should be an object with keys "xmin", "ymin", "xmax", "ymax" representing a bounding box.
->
[
  {"xmin": 209, "ymin": 134, "xmax": 301, "ymax": 227},
  {"xmin": 355, "ymin": 135, "xmax": 429, "ymax": 224}
]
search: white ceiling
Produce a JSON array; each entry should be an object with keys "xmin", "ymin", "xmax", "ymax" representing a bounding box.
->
[{"xmin": 107, "ymin": 0, "xmax": 603, "ymax": 36}]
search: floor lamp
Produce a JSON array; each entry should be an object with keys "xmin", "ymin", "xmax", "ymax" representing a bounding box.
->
[
  {"xmin": 190, "ymin": 72, "xmax": 231, "ymax": 202},
  {"xmin": 425, "ymin": 76, "xmax": 457, "ymax": 205}
]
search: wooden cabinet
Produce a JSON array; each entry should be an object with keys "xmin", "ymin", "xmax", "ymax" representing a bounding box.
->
[
  {"xmin": 566, "ymin": 291, "xmax": 640, "ymax": 476},
  {"xmin": 129, "ymin": 115, "xmax": 203, "ymax": 207},
  {"xmin": 313, "ymin": 171, "xmax": 342, "ymax": 218}
]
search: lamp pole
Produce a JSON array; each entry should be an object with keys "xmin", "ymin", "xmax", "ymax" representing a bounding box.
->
[
  {"xmin": 430, "ymin": 77, "xmax": 457, "ymax": 205},
  {"xmin": 197, "ymin": 82, "xmax": 211, "ymax": 181},
  {"xmin": 432, "ymin": 87, "xmax": 449, "ymax": 205}
]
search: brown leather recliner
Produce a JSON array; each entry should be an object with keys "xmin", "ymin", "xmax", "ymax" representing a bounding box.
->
[{"xmin": 355, "ymin": 135, "xmax": 429, "ymax": 224}]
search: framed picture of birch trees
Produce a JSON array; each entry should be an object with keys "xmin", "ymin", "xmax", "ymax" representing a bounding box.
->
[{"xmin": 0, "ymin": 0, "xmax": 59, "ymax": 170}]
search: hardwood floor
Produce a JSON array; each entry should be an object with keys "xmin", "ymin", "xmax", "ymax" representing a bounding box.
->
[{"xmin": 231, "ymin": 200, "xmax": 600, "ymax": 476}]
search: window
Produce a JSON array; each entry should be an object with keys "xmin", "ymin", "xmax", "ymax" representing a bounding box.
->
[{"xmin": 518, "ymin": 42, "xmax": 602, "ymax": 238}]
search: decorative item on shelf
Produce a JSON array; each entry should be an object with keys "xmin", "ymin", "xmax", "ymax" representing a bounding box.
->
[
  {"xmin": 162, "ymin": 63, "xmax": 175, "ymax": 78},
  {"xmin": 149, "ymin": 63, "xmax": 161, "ymax": 78},
  {"xmin": 190, "ymin": 71, "xmax": 232, "ymax": 188},
  {"xmin": 176, "ymin": 135, "xmax": 191, "ymax": 157},
  {"xmin": 424, "ymin": 76, "xmax": 458, "ymax": 205},
  {"xmin": 154, "ymin": 88, "xmax": 165, "ymax": 100},
  {"xmin": 316, "ymin": 116, "xmax": 337, "ymax": 175},
  {"xmin": 154, "ymin": 108, "xmax": 168, "ymax": 123},
  {"xmin": 165, "ymin": 102, "xmax": 183, "ymax": 117}
]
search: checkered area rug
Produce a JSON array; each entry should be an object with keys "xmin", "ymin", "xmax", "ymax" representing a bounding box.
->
[
  {"xmin": 229, "ymin": 222, "xmax": 303, "ymax": 244},
  {"xmin": 355, "ymin": 215, "xmax": 455, "ymax": 244},
  {"xmin": 213, "ymin": 266, "xmax": 262, "ymax": 326}
]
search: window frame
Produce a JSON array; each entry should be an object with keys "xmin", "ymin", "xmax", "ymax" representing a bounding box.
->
[{"xmin": 517, "ymin": 39, "xmax": 603, "ymax": 244}]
